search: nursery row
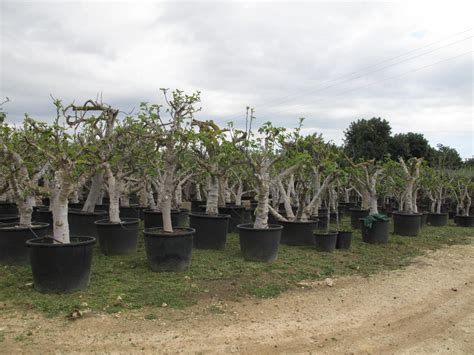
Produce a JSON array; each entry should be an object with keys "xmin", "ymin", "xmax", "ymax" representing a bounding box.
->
[{"xmin": 1, "ymin": 90, "xmax": 472, "ymax": 295}]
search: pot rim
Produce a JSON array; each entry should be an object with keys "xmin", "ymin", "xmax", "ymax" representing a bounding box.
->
[
  {"xmin": 68, "ymin": 208, "xmax": 108, "ymax": 216},
  {"xmin": 0, "ymin": 222, "xmax": 50, "ymax": 230},
  {"xmin": 392, "ymin": 212, "xmax": 423, "ymax": 217},
  {"xmin": 143, "ymin": 227, "xmax": 195, "ymax": 237},
  {"xmin": 143, "ymin": 209, "xmax": 180, "ymax": 214},
  {"xmin": 94, "ymin": 218, "xmax": 140, "ymax": 226},
  {"xmin": 189, "ymin": 212, "xmax": 231, "ymax": 219},
  {"xmin": 236, "ymin": 223, "xmax": 283, "ymax": 231},
  {"xmin": 279, "ymin": 219, "xmax": 318, "ymax": 225},
  {"xmin": 26, "ymin": 236, "xmax": 96, "ymax": 248}
]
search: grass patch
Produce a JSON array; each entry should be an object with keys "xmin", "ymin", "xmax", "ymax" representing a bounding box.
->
[{"xmin": 0, "ymin": 217, "xmax": 471, "ymax": 316}]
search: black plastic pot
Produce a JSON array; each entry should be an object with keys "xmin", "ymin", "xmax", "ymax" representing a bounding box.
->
[
  {"xmin": 68, "ymin": 209, "xmax": 108, "ymax": 237},
  {"xmin": 143, "ymin": 209, "xmax": 180, "ymax": 229},
  {"xmin": 178, "ymin": 208, "xmax": 189, "ymax": 227},
  {"xmin": 314, "ymin": 215, "xmax": 328, "ymax": 231},
  {"xmin": 329, "ymin": 212, "xmax": 339, "ymax": 223},
  {"xmin": 455, "ymin": 215, "xmax": 474, "ymax": 227},
  {"xmin": 119, "ymin": 205, "xmax": 141, "ymax": 219},
  {"xmin": 336, "ymin": 231, "xmax": 353, "ymax": 250},
  {"xmin": 94, "ymin": 204, "xmax": 109, "ymax": 212},
  {"xmin": 68, "ymin": 202, "xmax": 84, "ymax": 210},
  {"xmin": 448, "ymin": 211, "xmax": 456, "ymax": 220},
  {"xmin": 143, "ymin": 227, "xmax": 194, "ymax": 272},
  {"xmin": 392, "ymin": 212, "xmax": 422, "ymax": 236},
  {"xmin": 35, "ymin": 208, "xmax": 53, "ymax": 233},
  {"xmin": 350, "ymin": 209, "xmax": 369, "ymax": 229},
  {"xmin": 0, "ymin": 222, "xmax": 49, "ymax": 265},
  {"xmin": 237, "ymin": 223, "xmax": 282, "ymax": 262},
  {"xmin": 280, "ymin": 220, "xmax": 317, "ymax": 246},
  {"xmin": 0, "ymin": 214, "xmax": 20, "ymax": 224},
  {"xmin": 95, "ymin": 218, "xmax": 140, "ymax": 255},
  {"xmin": 26, "ymin": 236, "xmax": 96, "ymax": 293},
  {"xmin": 219, "ymin": 205, "xmax": 246, "ymax": 233},
  {"xmin": 314, "ymin": 232, "xmax": 338, "ymax": 252},
  {"xmin": 268, "ymin": 210, "xmax": 287, "ymax": 225},
  {"xmin": 427, "ymin": 213, "xmax": 448, "ymax": 227},
  {"xmin": 189, "ymin": 212, "xmax": 230, "ymax": 249},
  {"xmin": 190, "ymin": 200, "xmax": 205, "ymax": 213},
  {"xmin": 360, "ymin": 219, "xmax": 389, "ymax": 244},
  {"xmin": 420, "ymin": 213, "xmax": 428, "ymax": 228},
  {"xmin": 0, "ymin": 202, "xmax": 18, "ymax": 215}
]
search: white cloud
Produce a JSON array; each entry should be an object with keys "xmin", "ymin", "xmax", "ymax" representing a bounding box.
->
[{"xmin": 1, "ymin": 0, "xmax": 472, "ymax": 158}]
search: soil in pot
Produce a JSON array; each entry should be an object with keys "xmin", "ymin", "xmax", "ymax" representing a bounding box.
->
[
  {"xmin": 95, "ymin": 218, "xmax": 140, "ymax": 255},
  {"xmin": 143, "ymin": 209, "xmax": 180, "ymax": 229},
  {"xmin": 360, "ymin": 218, "xmax": 389, "ymax": 244},
  {"xmin": 392, "ymin": 212, "xmax": 422, "ymax": 236},
  {"xmin": 280, "ymin": 220, "xmax": 317, "ymax": 246},
  {"xmin": 0, "ymin": 222, "xmax": 49, "ymax": 265},
  {"xmin": 427, "ymin": 213, "xmax": 448, "ymax": 227},
  {"xmin": 68, "ymin": 209, "xmax": 108, "ymax": 237},
  {"xmin": 189, "ymin": 212, "xmax": 230, "ymax": 249},
  {"xmin": 0, "ymin": 214, "xmax": 20, "ymax": 224},
  {"xmin": 26, "ymin": 236, "xmax": 96, "ymax": 293},
  {"xmin": 350, "ymin": 209, "xmax": 369, "ymax": 229},
  {"xmin": 237, "ymin": 223, "xmax": 282, "ymax": 262},
  {"xmin": 314, "ymin": 232, "xmax": 338, "ymax": 252},
  {"xmin": 455, "ymin": 215, "xmax": 474, "ymax": 227},
  {"xmin": 336, "ymin": 231, "xmax": 353, "ymax": 249},
  {"xmin": 143, "ymin": 227, "xmax": 194, "ymax": 272}
]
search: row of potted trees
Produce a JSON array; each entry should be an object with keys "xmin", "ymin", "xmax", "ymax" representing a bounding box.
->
[{"xmin": 1, "ymin": 92, "xmax": 472, "ymax": 294}]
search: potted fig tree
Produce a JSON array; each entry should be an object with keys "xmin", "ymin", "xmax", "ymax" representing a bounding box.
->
[
  {"xmin": 391, "ymin": 157, "xmax": 424, "ymax": 236},
  {"xmin": 0, "ymin": 116, "xmax": 50, "ymax": 265},
  {"xmin": 140, "ymin": 89, "xmax": 199, "ymax": 272},
  {"xmin": 23, "ymin": 100, "xmax": 97, "ymax": 293}
]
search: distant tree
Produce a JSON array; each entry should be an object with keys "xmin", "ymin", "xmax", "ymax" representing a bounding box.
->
[
  {"xmin": 389, "ymin": 132, "xmax": 431, "ymax": 159},
  {"xmin": 343, "ymin": 117, "xmax": 392, "ymax": 161},
  {"xmin": 431, "ymin": 144, "xmax": 463, "ymax": 169},
  {"xmin": 463, "ymin": 157, "xmax": 474, "ymax": 168}
]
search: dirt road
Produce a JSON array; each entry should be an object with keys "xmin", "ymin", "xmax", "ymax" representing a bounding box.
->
[{"xmin": 1, "ymin": 243, "xmax": 473, "ymax": 354}]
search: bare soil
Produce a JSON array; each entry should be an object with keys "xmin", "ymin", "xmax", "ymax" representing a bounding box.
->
[{"xmin": 1, "ymin": 243, "xmax": 473, "ymax": 354}]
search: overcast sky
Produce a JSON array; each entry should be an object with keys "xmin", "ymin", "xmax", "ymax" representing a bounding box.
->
[{"xmin": 1, "ymin": 0, "xmax": 473, "ymax": 158}]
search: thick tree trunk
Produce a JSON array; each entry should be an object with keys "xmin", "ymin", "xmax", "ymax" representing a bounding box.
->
[
  {"xmin": 51, "ymin": 170, "xmax": 73, "ymax": 243},
  {"xmin": 82, "ymin": 171, "xmax": 104, "ymax": 213},
  {"xmin": 104, "ymin": 164, "xmax": 121, "ymax": 224},
  {"xmin": 253, "ymin": 176, "xmax": 270, "ymax": 229},
  {"xmin": 138, "ymin": 179, "xmax": 148, "ymax": 207},
  {"xmin": 206, "ymin": 175, "xmax": 219, "ymax": 215},
  {"xmin": 369, "ymin": 193, "xmax": 378, "ymax": 214},
  {"xmin": 195, "ymin": 183, "xmax": 202, "ymax": 201},
  {"xmin": 18, "ymin": 196, "xmax": 35, "ymax": 226},
  {"xmin": 361, "ymin": 190, "xmax": 370, "ymax": 210}
]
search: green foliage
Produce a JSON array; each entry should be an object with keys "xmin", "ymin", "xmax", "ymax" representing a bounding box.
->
[
  {"xmin": 388, "ymin": 132, "xmax": 431, "ymax": 160},
  {"xmin": 343, "ymin": 117, "xmax": 392, "ymax": 161}
]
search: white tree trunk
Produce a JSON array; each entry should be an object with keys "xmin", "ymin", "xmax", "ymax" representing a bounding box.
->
[
  {"xmin": 18, "ymin": 196, "xmax": 35, "ymax": 226},
  {"xmin": 253, "ymin": 176, "xmax": 270, "ymax": 229},
  {"xmin": 104, "ymin": 164, "xmax": 121, "ymax": 224},
  {"xmin": 206, "ymin": 175, "xmax": 219, "ymax": 215},
  {"xmin": 51, "ymin": 170, "xmax": 73, "ymax": 243},
  {"xmin": 159, "ymin": 167, "xmax": 175, "ymax": 233},
  {"xmin": 195, "ymin": 183, "xmax": 202, "ymax": 201},
  {"xmin": 369, "ymin": 193, "xmax": 378, "ymax": 214},
  {"xmin": 83, "ymin": 171, "xmax": 104, "ymax": 213}
]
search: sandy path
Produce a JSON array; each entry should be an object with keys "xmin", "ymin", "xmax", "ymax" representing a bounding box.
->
[{"xmin": 1, "ymin": 243, "xmax": 473, "ymax": 354}]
